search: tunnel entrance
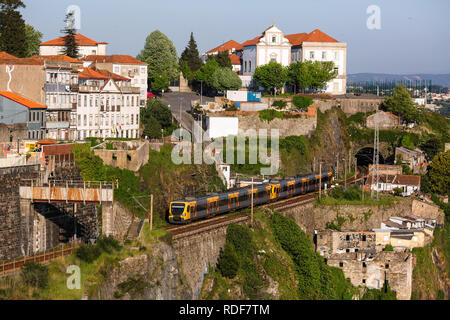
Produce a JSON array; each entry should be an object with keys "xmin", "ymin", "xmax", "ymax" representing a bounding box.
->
[{"xmin": 355, "ymin": 147, "xmax": 385, "ymax": 167}]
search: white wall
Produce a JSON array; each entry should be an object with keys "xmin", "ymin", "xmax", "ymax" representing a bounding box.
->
[{"xmin": 206, "ymin": 117, "xmax": 239, "ymax": 139}]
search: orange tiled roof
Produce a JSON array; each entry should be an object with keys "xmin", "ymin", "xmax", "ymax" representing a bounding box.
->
[
  {"xmin": 205, "ymin": 40, "xmax": 243, "ymax": 54},
  {"xmin": 40, "ymin": 33, "xmax": 107, "ymax": 46},
  {"xmin": 366, "ymin": 174, "xmax": 421, "ymax": 187},
  {"xmin": 78, "ymin": 67, "xmax": 110, "ymax": 80},
  {"xmin": 0, "ymin": 57, "xmax": 43, "ymax": 65},
  {"xmin": 83, "ymin": 55, "xmax": 146, "ymax": 65},
  {"xmin": 0, "ymin": 52, "xmax": 17, "ymax": 59},
  {"xmin": 230, "ymin": 54, "xmax": 241, "ymax": 65},
  {"xmin": 0, "ymin": 91, "xmax": 47, "ymax": 109},
  {"xmin": 92, "ymin": 67, "xmax": 131, "ymax": 82},
  {"xmin": 30, "ymin": 55, "xmax": 83, "ymax": 64},
  {"xmin": 242, "ymin": 28, "xmax": 339, "ymax": 48},
  {"xmin": 37, "ymin": 139, "xmax": 57, "ymax": 145}
]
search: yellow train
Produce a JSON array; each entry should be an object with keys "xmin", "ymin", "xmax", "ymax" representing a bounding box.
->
[{"xmin": 169, "ymin": 172, "xmax": 332, "ymax": 224}]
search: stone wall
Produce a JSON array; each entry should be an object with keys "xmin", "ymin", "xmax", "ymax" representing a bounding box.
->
[
  {"xmin": 236, "ymin": 113, "xmax": 317, "ymax": 137},
  {"xmin": 173, "ymin": 219, "xmax": 249, "ymax": 297},
  {"xmin": 0, "ymin": 165, "xmax": 39, "ymax": 260},
  {"xmin": 97, "ymin": 243, "xmax": 192, "ymax": 300},
  {"xmin": 93, "ymin": 140, "xmax": 149, "ymax": 172}
]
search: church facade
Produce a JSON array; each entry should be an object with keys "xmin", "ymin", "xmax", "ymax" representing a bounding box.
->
[{"xmin": 203, "ymin": 25, "xmax": 347, "ymax": 95}]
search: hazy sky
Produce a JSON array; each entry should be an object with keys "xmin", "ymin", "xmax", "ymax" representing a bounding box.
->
[{"xmin": 21, "ymin": 0, "xmax": 450, "ymax": 74}]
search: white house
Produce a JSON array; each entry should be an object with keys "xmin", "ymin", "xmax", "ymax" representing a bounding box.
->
[
  {"xmin": 76, "ymin": 67, "xmax": 140, "ymax": 140},
  {"xmin": 39, "ymin": 33, "xmax": 108, "ymax": 57},
  {"xmin": 240, "ymin": 25, "xmax": 347, "ymax": 94},
  {"xmin": 82, "ymin": 55, "xmax": 148, "ymax": 106},
  {"xmin": 366, "ymin": 174, "xmax": 421, "ymax": 196}
]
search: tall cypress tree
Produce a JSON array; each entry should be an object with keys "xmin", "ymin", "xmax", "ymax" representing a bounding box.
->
[
  {"xmin": 180, "ymin": 32, "xmax": 203, "ymax": 73},
  {"xmin": 60, "ymin": 12, "xmax": 79, "ymax": 58},
  {"xmin": 0, "ymin": 0, "xmax": 27, "ymax": 57}
]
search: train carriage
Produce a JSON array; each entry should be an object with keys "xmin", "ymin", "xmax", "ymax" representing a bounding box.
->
[{"xmin": 168, "ymin": 171, "xmax": 333, "ymax": 224}]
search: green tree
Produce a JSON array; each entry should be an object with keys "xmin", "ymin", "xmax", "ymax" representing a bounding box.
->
[
  {"xmin": 60, "ymin": 12, "xmax": 79, "ymax": 58},
  {"xmin": 207, "ymin": 67, "xmax": 242, "ymax": 93},
  {"xmin": 137, "ymin": 30, "xmax": 179, "ymax": 82},
  {"xmin": 217, "ymin": 241, "xmax": 239, "ymax": 278},
  {"xmin": 381, "ymin": 84, "xmax": 422, "ymax": 123},
  {"xmin": 253, "ymin": 61, "xmax": 288, "ymax": 95},
  {"xmin": 287, "ymin": 61, "xmax": 313, "ymax": 92},
  {"xmin": 179, "ymin": 60, "xmax": 193, "ymax": 81},
  {"xmin": 288, "ymin": 60, "xmax": 337, "ymax": 92},
  {"xmin": 420, "ymin": 136, "xmax": 443, "ymax": 161},
  {"xmin": 0, "ymin": 0, "xmax": 27, "ymax": 57},
  {"xmin": 180, "ymin": 32, "xmax": 203, "ymax": 73},
  {"xmin": 308, "ymin": 60, "xmax": 337, "ymax": 90},
  {"xmin": 208, "ymin": 50, "xmax": 232, "ymax": 68},
  {"xmin": 24, "ymin": 24, "xmax": 42, "ymax": 57},
  {"xmin": 150, "ymin": 73, "xmax": 169, "ymax": 93},
  {"xmin": 427, "ymin": 150, "xmax": 450, "ymax": 196},
  {"xmin": 140, "ymin": 99, "xmax": 174, "ymax": 138},
  {"xmin": 194, "ymin": 58, "xmax": 220, "ymax": 82}
]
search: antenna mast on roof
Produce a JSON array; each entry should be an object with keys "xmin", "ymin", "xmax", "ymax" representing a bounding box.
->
[{"xmin": 371, "ymin": 104, "xmax": 380, "ymax": 200}]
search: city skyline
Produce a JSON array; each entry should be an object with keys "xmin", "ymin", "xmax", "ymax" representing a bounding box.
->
[{"xmin": 19, "ymin": 0, "xmax": 450, "ymax": 74}]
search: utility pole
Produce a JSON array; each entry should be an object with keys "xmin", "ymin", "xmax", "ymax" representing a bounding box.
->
[
  {"xmin": 200, "ymin": 80, "xmax": 203, "ymax": 106},
  {"xmin": 371, "ymin": 104, "xmax": 380, "ymax": 200},
  {"xmin": 250, "ymin": 177, "xmax": 254, "ymax": 227},
  {"xmin": 313, "ymin": 156, "xmax": 316, "ymax": 172},
  {"xmin": 343, "ymin": 157, "xmax": 347, "ymax": 190},
  {"xmin": 319, "ymin": 161, "xmax": 322, "ymax": 200},
  {"xmin": 149, "ymin": 194, "xmax": 153, "ymax": 231}
]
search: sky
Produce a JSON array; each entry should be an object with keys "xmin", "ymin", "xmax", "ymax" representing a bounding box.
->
[{"xmin": 20, "ymin": 0, "xmax": 450, "ymax": 74}]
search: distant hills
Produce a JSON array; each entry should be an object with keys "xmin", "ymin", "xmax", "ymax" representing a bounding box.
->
[{"xmin": 348, "ymin": 73, "xmax": 450, "ymax": 88}]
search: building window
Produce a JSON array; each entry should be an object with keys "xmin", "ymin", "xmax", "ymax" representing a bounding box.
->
[
  {"xmin": 322, "ymin": 51, "xmax": 327, "ymax": 59},
  {"xmin": 244, "ymin": 61, "xmax": 247, "ymax": 73},
  {"xmin": 362, "ymin": 279, "xmax": 366, "ymax": 284},
  {"xmin": 346, "ymin": 249, "xmax": 350, "ymax": 253},
  {"xmin": 339, "ymin": 262, "xmax": 343, "ymax": 268},
  {"xmin": 249, "ymin": 61, "xmax": 251, "ymax": 72},
  {"xmin": 346, "ymin": 235, "xmax": 350, "ymax": 241},
  {"xmin": 362, "ymin": 262, "xmax": 367, "ymax": 268},
  {"xmin": 310, "ymin": 51, "xmax": 315, "ymax": 59},
  {"xmin": 385, "ymin": 264, "xmax": 389, "ymax": 269},
  {"xmin": 272, "ymin": 36, "xmax": 276, "ymax": 43},
  {"xmin": 362, "ymin": 235, "xmax": 367, "ymax": 241}
]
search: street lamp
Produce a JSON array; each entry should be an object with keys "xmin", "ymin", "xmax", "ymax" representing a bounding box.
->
[{"xmin": 200, "ymin": 80, "xmax": 204, "ymax": 106}]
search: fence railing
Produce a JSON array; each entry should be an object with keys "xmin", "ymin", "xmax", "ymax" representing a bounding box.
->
[{"xmin": 0, "ymin": 241, "xmax": 80, "ymax": 277}]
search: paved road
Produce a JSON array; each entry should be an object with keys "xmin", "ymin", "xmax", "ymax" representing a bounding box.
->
[{"xmin": 161, "ymin": 92, "xmax": 213, "ymax": 141}]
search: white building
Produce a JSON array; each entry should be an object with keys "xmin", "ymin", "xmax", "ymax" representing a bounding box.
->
[
  {"xmin": 76, "ymin": 67, "xmax": 140, "ymax": 140},
  {"xmin": 206, "ymin": 116, "xmax": 239, "ymax": 139},
  {"xmin": 366, "ymin": 174, "xmax": 421, "ymax": 197},
  {"xmin": 240, "ymin": 25, "xmax": 347, "ymax": 94},
  {"xmin": 39, "ymin": 33, "xmax": 108, "ymax": 57},
  {"xmin": 82, "ymin": 55, "xmax": 148, "ymax": 106}
]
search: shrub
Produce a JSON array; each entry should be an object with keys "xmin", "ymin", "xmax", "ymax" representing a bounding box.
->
[
  {"xmin": 96, "ymin": 236, "xmax": 122, "ymax": 254},
  {"xmin": 280, "ymin": 136, "xmax": 308, "ymax": 154},
  {"xmin": 258, "ymin": 109, "xmax": 284, "ymax": 122},
  {"xmin": 384, "ymin": 244, "xmax": 394, "ymax": 252},
  {"xmin": 217, "ymin": 242, "xmax": 239, "ymax": 279},
  {"xmin": 292, "ymin": 95, "xmax": 313, "ymax": 110},
  {"xmin": 76, "ymin": 243, "xmax": 101, "ymax": 263},
  {"xmin": 272, "ymin": 100, "xmax": 288, "ymax": 109},
  {"xmin": 21, "ymin": 262, "xmax": 49, "ymax": 289}
]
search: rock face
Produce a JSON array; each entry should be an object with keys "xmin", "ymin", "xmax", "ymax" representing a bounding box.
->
[{"xmin": 97, "ymin": 243, "xmax": 192, "ymax": 300}]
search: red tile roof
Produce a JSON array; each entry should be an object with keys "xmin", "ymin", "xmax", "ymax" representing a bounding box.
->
[
  {"xmin": 0, "ymin": 52, "xmax": 17, "ymax": 59},
  {"xmin": 242, "ymin": 28, "xmax": 339, "ymax": 48},
  {"xmin": 92, "ymin": 67, "xmax": 131, "ymax": 82},
  {"xmin": 366, "ymin": 174, "xmax": 421, "ymax": 187},
  {"xmin": 37, "ymin": 139, "xmax": 57, "ymax": 145},
  {"xmin": 78, "ymin": 67, "xmax": 110, "ymax": 80},
  {"xmin": 0, "ymin": 91, "xmax": 47, "ymax": 109},
  {"xmin": 40, "ymin": 33, "xmax": 107, "ymax": 46},
  {"xmin": 0, "ymin": 57, "xmax": 43, "ymax": 65},
  {"xmin": 83, "ymin": 55, "xmax": 146, "ymax": 65},
  {"xmin": 30, "ymin": 55, "xmax": 83, "ymax": 64},
  {"xmin": 205, "ymin": 40, "xmax": 243, "ymax": 54},
  {"xmin": 230, "ymin": 54, "xmax": 241, "ymax": 65}
]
